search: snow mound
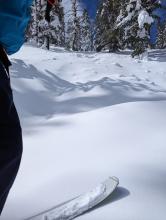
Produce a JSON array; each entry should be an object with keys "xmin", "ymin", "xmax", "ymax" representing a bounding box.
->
[{"xmin": 1, "ymin": 46, "xmax": 166, "ymax": 220}]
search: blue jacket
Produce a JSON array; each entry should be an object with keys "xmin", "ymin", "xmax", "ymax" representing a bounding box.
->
[{"xmin": 0, "ymin": 0, "xmax": 33, "ymax": 55}]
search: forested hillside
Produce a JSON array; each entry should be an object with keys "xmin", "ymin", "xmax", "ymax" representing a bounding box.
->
[{"xmin": 27, "ymin": 0, "xmax": 166, "ymax": 56}]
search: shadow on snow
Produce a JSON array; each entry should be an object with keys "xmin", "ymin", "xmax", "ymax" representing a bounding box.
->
[
  {"xmin": 77, "ymin": 187, "xmax": 130, "ymax": 219},
  {"xmin": 10, "ymin": 58, "xmax": 166, "ymax": 130}
]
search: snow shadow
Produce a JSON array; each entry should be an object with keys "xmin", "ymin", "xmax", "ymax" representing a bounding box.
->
[
  {"xmin": 99, "ymin": 186, "xmax": 130, "ymax": 204},
  {"xmin": 148, "ymin": 49, "xmax": 166, "ymax": 62},
  {"xmin": 131, "ymin": 165, "xmax": 166, "ymax": 197},
  {"xmin": 79, "ymin": 187, "xmax": 130, "ymax": 217},
  {"xmin": 11, "ymin": 59, "xmax": 166, "ymax": 125}
]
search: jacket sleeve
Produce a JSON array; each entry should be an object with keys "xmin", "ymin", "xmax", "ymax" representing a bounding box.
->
[{"xmin": 47, "ymin": 0, "xmax": 56, "ymax": 6}]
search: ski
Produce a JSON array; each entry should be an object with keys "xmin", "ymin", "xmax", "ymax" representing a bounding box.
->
[{"xmin": 25, "ymin": 176, "xmax": 119, "ymax": 220}]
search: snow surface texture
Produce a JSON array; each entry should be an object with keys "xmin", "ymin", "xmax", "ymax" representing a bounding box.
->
[{"xmin": 1, "ymin": 45, "xmax": 166, "ymax": 220}]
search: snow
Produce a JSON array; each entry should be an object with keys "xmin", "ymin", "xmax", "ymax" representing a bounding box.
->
[
  {"xmin": 1, "ymin": 45, "xmax": 166, "ymax": 220},
  {"xmin": 138, "ymin": 10, "xmax": 154, "ymax": 29}
]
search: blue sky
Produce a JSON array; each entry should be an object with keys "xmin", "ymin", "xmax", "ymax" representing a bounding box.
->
[
  {"xmin": 150, "ymin": 0, "xmax": 166, "ymax": 44},
  {"xmin": 82, "ymin": 0, "xmax": 99, "ymax": 18}
]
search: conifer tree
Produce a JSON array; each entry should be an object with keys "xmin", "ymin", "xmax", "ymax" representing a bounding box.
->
[
  {"xmin": 26, "ymin": 0, "xmax": 41, "ymax": 44},
  {"xmin": 80, "ymin": 9, "xmax": 92, "ymax": 51},
  {"xmin": 117, "ymin": 0, "xmax": 159, "ymax": 56},
  {"xmin": 156, "ymin": 23, "xmax": 166, "ymax": 49},
  {"xmin": 94, "ymin": 0, "xmax": 123, "ymax": 52},
  {"xmin": 27, "ymin": 0, "xmax": 65, "ymax": 49},
  {"xmin": 66, "ymin": 0, "xmax": 81, "ymax": 51}
]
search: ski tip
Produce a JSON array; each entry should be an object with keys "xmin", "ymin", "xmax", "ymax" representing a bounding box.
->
[{"xmin": 109, "ymin": 176, "xmax": 119, "ymax": 185}]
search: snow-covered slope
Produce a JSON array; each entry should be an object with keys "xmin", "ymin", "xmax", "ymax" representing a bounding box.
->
[{"xmin": 1, "ymin": 46, "xmax": 166, "ymax": 220}]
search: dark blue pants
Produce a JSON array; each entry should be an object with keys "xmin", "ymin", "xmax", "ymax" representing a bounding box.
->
[{"xmin": 0, "ymin": 61, "xmax": 23, "ymax": 215}]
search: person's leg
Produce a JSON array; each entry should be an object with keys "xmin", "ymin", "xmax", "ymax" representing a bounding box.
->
[{"xmin": 0, "ymin": 61, "xmax": 23, "ymax": 215}]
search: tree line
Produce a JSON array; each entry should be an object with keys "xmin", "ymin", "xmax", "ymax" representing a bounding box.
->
[{"xmin": 27, "ymin": 0, "xmax": 166, "ymax": 56}]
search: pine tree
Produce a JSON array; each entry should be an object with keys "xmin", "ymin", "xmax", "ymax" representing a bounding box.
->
[
  {"xmin": 58, "ymin": 5, "xmax": 66, "ymax": 47},
  {"xmin": 156, "ymin": 23, "xmax": 166, "ymax": 49},
  {"xmin": 26, "ymin": 0, "xmax": 42, "ymax": 44},
  {"xmin": 66, "ymin": 0, "xmax": 81, "ymax": 51},
  {"xmin": 117, "ymin": 0, "xmax": 159, "ymax": 56},
  {"xmin": 27, "ymin": 0, "xmax": 65, "ymax": 49},
  {"xmin": 48, "ymin": 3, "xmax": 65, "ymax": 48},
  {"xmin": 94, "ymin": 0, "xmax": 123, "ymax": 52},
  {"xmin": 80, "ymin": 9, "xmax": 92, "ymax": 51}
]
